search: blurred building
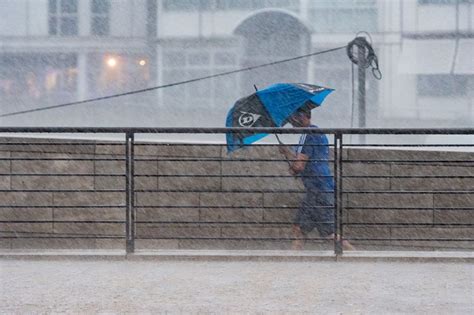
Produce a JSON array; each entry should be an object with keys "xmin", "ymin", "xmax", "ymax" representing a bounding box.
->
[{"xmin": 0, "ymin": 0, "xmax": 472, "ymax": 129}]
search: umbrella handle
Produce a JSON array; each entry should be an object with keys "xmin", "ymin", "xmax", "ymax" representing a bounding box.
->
[
  {"xmin": 275, "ymin": 134, "xmax": 294, "ymax": 170},
  {"xmin": 275, "ymin": 134, "xmax": 284, "ymax": 145}
]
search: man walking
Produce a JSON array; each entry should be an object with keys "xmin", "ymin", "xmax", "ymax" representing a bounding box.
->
[{"xmin": 279, "ymin": 108, "xmax": 354, "ymax": 250}]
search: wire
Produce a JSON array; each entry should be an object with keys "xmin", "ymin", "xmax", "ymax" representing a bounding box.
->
[
  {"xmin": 346, "ymin": 35, "xmax": 382, "ymax": 80},
  {"xmin": 0, "ymin": 45, "xmax": 347, "ymax": 118},
  {"xmin": 349, "ymin": 62, "xmax": 356, "ymax": 144}
]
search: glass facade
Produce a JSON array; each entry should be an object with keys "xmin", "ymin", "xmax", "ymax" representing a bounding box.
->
[
  {"xmin": 417, "ymin": 75, "xmax": 471, "ymax": 97},
  {"xmin": 0, "ymin": 53, "xmax": 78, "ymax": 107},
  {"xmin": 418, "ymin": 0, "xmax": 474, "ymax": 4},
  {"xmin": 161, "ymin": 47, "xmax": 239, "ymax": 110},
  {"xmin": 48, "ymin": 0, "xmax": 79, "ymax": 36},
  {"xmin": 162, "ymin": 0, "xmax": 299, "ymax": 11},
  {"xmin": 308, "ymin": 0, "xmax": 377, "ymax": 32},
  {"xmin": 91, "ymin": 0, "xmax": 110, "ymax": 36}
]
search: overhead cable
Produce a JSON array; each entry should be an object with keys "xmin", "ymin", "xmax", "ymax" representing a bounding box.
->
[{"xmin": 0, "ymin": 46, "xmax": 347, "ymax": 118}]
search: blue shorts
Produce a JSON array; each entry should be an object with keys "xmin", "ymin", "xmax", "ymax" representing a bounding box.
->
[{"xmin": 294, "ymin": 191, "xmax": 335, "ymax": 237}]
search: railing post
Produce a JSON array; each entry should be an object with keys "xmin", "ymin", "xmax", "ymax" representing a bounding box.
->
[
  {"xmin": 357, "ymin": 40, "xmax": 367, "ymax": 144},
  {"xmin": 334, "ymin": 132, "xmax": 343, "ymax": 255},
  {"xmin": 125, "ymin": 132, "xmax": 135, "ymax": 253}
]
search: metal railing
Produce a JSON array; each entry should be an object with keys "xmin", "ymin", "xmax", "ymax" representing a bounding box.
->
[{"xmin": 0, "ymin": 127, "xmax": 472, "ymax": 254}]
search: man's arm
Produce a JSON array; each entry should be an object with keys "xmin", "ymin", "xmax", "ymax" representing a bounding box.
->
[{"xmin": 278, "ymin": 146, "xmax": 308, "ymax": 175}]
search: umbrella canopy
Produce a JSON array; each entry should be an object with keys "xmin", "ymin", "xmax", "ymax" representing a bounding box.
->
[{"xmin": 225, "ymin": 83, "xmax": 333, "ymax": 152}]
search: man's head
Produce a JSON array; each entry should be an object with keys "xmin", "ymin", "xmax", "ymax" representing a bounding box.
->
[{"xmin": 288, "ymin": 108, "xmax": 311, "ymax": 127}]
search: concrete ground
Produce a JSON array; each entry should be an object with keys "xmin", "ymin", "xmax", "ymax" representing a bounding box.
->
[{"xmin": 1, "ymin": 254, "xmax": 473, "ymax": 314}]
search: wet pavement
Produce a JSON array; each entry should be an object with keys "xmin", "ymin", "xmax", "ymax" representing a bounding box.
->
[{"xmin": 1, "ymin": 258, "xmax": 473, "ymax": 313}]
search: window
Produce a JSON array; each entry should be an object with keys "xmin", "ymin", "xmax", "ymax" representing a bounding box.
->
[
  {"xmin": 215, "ymin": 0, "xmax": 298, "ymax": 10},
  {"xmin": 417, "ymin": 75, "xmax": 470, "ymax": 97},
  {"xmin": 91, "ymin": 0, "xmax": 110, "ymax": 36},
  {"xmin": 0, "ymin": 53, "xmax": 78, "ymax": 105},
  {"xmin": 162, "ymin": 0, "xmax": 213, "ymax": 11},
  {"xmin": 418, "ymin": 0, "xmax": 473, "ymax": 4},
  {"xmin": 161, "ymin": 48, "xmax": 239, "ymax": 109},
  {"xmin": 308, "ymin": 0, "xmax": 377, "ymax": 32},
  {"xmin": 49, "ymin": 0, "xmax": 78, "ymax": 36},
  {"xmin": 162, "ymin": 0, "xmax": 299, "ymax": 11}
]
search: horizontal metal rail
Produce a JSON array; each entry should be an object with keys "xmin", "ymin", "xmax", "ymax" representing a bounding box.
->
[{"xmin": 0, "ymin": 127, "xmax": 472, "ymax": 134}]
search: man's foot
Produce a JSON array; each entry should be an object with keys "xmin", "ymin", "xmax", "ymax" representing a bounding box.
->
[
  {"xmin": 291, "ymin": 239, "xmax": 304, "ymax": 250},
  {"xmin": 327, "ymin": 234, "xmax": 356, "ymax": 251},
  {"xmin": 342, "ymin": 239, "xmax": 355, "ymax": 251}
]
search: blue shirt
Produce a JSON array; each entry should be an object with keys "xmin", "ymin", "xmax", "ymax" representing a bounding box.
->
[{"xmin": 296, "ymin": 125, "xmax": 334, "ymax": 192}]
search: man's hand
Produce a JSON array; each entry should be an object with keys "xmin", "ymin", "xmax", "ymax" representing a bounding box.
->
[{"xmin": 278, "ymin": 145, "xmax": 292, "ymax": 158}]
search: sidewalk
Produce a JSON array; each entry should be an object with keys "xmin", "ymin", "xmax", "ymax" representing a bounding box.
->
[{"xmin": 1, "ymin": 252, "xmax": 473, "ymax": 313}]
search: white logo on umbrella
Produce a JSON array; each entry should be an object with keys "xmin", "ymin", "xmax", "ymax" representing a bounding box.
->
[{"xmin": 238, "ymin": 111, "xmax": 261, "ymax": 127}]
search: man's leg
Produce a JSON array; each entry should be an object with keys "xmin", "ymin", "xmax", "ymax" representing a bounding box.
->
[
  {"xmin": 327, "ymin": 233, "xmax": 356, "ymax": 251},
  {"xmin": 292, "ymin": 224, "xmax": 305, "ymax": 250}
]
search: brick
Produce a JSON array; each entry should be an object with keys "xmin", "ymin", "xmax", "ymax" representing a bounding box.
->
[
  {"xmin": 135, "ymin": 239, "xmax": 179, "ymax": 249},
  {"xmin": 53, "ymin": 223, "xmax": 125, "ymax": 236},
  {"xmin": 343, "ymin": 177, "xmax": 390, "ymax": 191},
  {"xmin": 263, "ymin": 208, "xmax": 297, "ymax": 223},
  {"xmin": 95, "ymin": 239, "xmax": 124, "ymax": 249},
  {"xmin": 53, "ymin": 192, "xmax": 125, "ymax": 206},
  {"xmin": 10, "ymin": 238, "xmax": 96, "ymax": 249},
  {"xmin": 343, "ymin": 226, "xmax": 391, "ymax": 240},
  {"xmin": 225, "ymin": 145, "xmax": 281, "ymax": 160},
  {"xmin": 200, "ymin": 192, "xmax": 262, "ymax": 207},
  {"xmin": 134, "ymin": 143, "xmax": 159, "ymax": 156},
  {"xmin": 0, "ymin": 239, "xmax": 11, "ymax": 249},
  {"xmin": 135, "ymin": 160, "xmax": 158, "ymax": 175},
  {"xmin": 11, "ymin": 153, "xmax": 94, "ymax": 175},
  {"xmin": 434, "ymin": 210, "xmax": 474, "ymax": 224},
  {"xmin": 391, "ymin": 164, "xmax": 474, "ymax": 176},
  {"xmin": 390, "ymin": 240, "xmax": 474, "ymax": 250},
  {"xmin": 0, "ymin": 175, "xmax": 10, "ymax": 189},
  {"xmin": 136, "ymin": 207, "xmax": 200, "ymax": 222},
  {"xmin": 95, "ymin": 143, "xmax": 125, "ymax": 155},
  {"xmin": 343, "ymin": 162, "xmax": 391, "ymax": 176},
  {"xmin": 391, "ymin": 177, "xmax": 474, "ymax": 191},
  {"xmin": 0, "ymin": 208, "xmax": 52, "ymax": 221},
  {"xmin": 434, "ymin": 194, "xmax": 474, "ymax": 208},
  {"xmin": 158, "ymin": 160, "xmax": 220, "ymax": 176},
  {"xmin": 53, "ymin": 207, "xmax": 125, "ymax": 221},
  {"xmin": 222, "ymin": 160, "xmax": 290, "ymax": 176},
  {"xmin": 136, "ymin": 224, "xmax": 220, "ymax": 238},
  {"xmin": 346, "ymin": 209, "xmax": 433, "ymax": 224},
  {"xmin": 200, "ymin": 208, "xmax": 263, "ymax": 222},
  {"xmin": 154, "ymin": 144, "xmax": 221, "ymax": 158},
  {"xmin": 177, "ymin": 239, "xmax": 294, "ymax": 250},
  {"xmin": 0, "ymin": 151, "xmax": 10, "ymax": 173},
  {"xmin": 348, "ymin": 193, "xmax": 433, "ymax": 208},
  {"xmin": 135, "ymin": 176, "xmax": 158, "ymax": 190},
  {"xmin": 222, "ymin": 176, "xmax": 303, "ymax": 191},
  {"xmin": 158, "ymin": 177, "xmax": 220, "ymax": 190},
  {"xmin": 0, "ymin": 192, "xmax": 53, "ymax": 206},
  {"xmin": 95, "ymin": 176, "xmax": 126, "ymax": 190},
  {"xmin": 11, "ymin": 175, "xmax": 94, "ymax": 190},
  {"xmin": 6, "ymin": 139, "xmax": 95, "ymax": 155},
  {"xmin": 95, "ymin": 159, "xmax": 125, "ymax": 175},
  {"xmin": 221, "ymin": 226, "xmax": 290, "ymax": 239},
  {"xmin": 391, "ymin": 227, "xmax": 474, "ymax": 240},
  {"xmin": 0, "ymin": 222, "xmax": 53, "ymax": 233},
  {"xmin": 136, "ymin": 192, "xmax": 199, "ymax": 207},
  {"xmin": 263, "ymin": 192, "xmax": 306, "ymax": 207},
  {"xmin": 348, "ymin": 148, "xmax": 473, "ymax": 162}
]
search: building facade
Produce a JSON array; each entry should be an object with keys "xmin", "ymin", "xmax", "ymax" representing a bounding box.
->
[{"xmin": 0, "ymin": 0, "xmax": 472, "ymax": 132}]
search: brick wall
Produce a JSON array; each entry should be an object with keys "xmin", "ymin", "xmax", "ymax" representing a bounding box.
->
[{"xmin": 0, "ymin": 137, "xmax": 472, "ymax": 251}]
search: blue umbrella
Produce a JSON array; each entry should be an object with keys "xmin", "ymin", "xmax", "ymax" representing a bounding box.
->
[{"xmin": 225, "ymin": 83, "xmax": 333, "ymax": 152}]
